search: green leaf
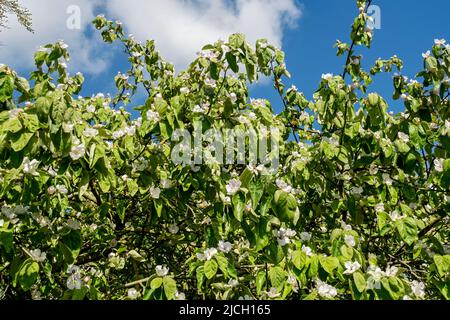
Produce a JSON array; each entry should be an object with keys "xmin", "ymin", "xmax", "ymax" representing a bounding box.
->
[
  {"xmin": 150, "ymin": 277, "xmax": 163, "ymax": 289},
  {"xmin": 18, "ymin": 259, "xmax": 39, "ymax": 291},
  {"xmin": 396, "ymin": 217, "xmax": 418, "ymax": 246},
  {"xmin": 60, "ymin": 230, "xmax": 82, "ymax": 263},
  {"xmin": 273, "ymin": 190, "xmax": 300, "ymax": 225},
  {"xmin": 433, "ymin": 255, "xmax": 450, "ymax": 277},
  {"xmin": 232, "ymin": 193, "xmax": 245, "ymax": 222},
  {"xmin": 204, "ymin": 259, "xmax": 218, "ymax": 279},
  {"xmin": 291, "ymin": 250, "xmax": 307, "ymax": 270},
  {"xmin": 319, "ymin": 256, "xmax": 340, "ymax": 274},
  {"xmin": 0, "ymin": 228, "xmax": 13, "ymax": 253},
  {"xmin": 163, "ymin": 276, "xmax": 177, "ymax": 300},
  {"xmin": 353, "ymin": 272, "xmax": 366, "ymax": 293},
  {"xmin": 2, "ymin": 117, "xmax": 22, "ymax": 133},
  {"xmin": 11, "ymin": 131, "xmax": 34, "ymax": 152},
  {"xmin": 269, "ymin": 266, "xmax": 286, "ymax": 291}
]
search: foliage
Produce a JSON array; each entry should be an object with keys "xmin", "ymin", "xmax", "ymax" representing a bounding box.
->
[
  {"xmin": 0, "ymin": 0, "xmax": 33, "ymax": 33},
  {"xmin": 0, "ymin": 1, "xmax": 449, "ymax": 300}
]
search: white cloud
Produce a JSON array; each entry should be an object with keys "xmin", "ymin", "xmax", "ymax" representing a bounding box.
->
[
  {"xmin": 105, "ymin": 0, "xmax": 301, "ymax": 71},
  {"xmin": 0, "ymin": 0, "xmax": 301, "ymax": 76},
  {"xmin": 0, "ymin": 0, "xmax": 108, "ymax": 75}
]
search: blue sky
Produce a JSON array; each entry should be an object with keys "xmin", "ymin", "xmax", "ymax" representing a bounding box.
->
[{"xmin": 1, "ymin": 0, "xmax": 449, "ymax": 116}]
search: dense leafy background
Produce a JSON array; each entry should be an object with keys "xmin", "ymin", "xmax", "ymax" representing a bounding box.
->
[{"xmin": 0, "ymin": 0, "xmax": 449, "ymax": 300}]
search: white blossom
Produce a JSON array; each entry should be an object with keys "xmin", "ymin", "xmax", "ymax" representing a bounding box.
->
[
  {"xmin": 30, "ymin": 249, "xmax": 47, "ymax": 262},
  {"xmin": 316, "ymin": 280, "xmax": 337, "ymax": 298},
  {"xmin": 83, "ymin": 127, "xmax": 98, "ymax": 138},
  {"xmin": 67, "ymin": 219, "xmax": 81, "ymax": 230},
  {"xmin": 300, "ymin": 232, "xmax": 311, "ymax": 242},
  {"xmin": 385, "ymin": 266, "xmax": 398, "ymax": 277},
  {"xmin": 344, "ymin": 235, "xmax": 356, "ymax": 247},
  {"xmin": 302, "ymin": 245, "xmax": 313, "ymax": 256},
  {"xmin": 422, "ymin": 50, "xmax": 431, "ymax": 59},
  {"xmin": 434, "ymin": 158, "xmax": 444, "ymax": 173},
  {"xmin": 70, "ymin": 143, "xmax": 85, "ymax": 160},
  {"xmin": 397, "ymin": 132, "xmax": 410, "ymax": 143},
  {"xmin": 266, "ymin": 287, "xmax": 281, "ymax": 298},
  {"xmin": 22, "ymin": 157, "xmax": 40, "ymax": 176},
  {"xmin": 343, "ymin": 261, "xmax": 361, "ymax": 275},
  {"xmin": 382, "ymin": 173, "xmax": 393, "ymax": 186},
  {"xmin": 168, "ymin": 223, "xmax": 179, "ymax": 234},
  {"xmin": 150, "ymin": 186, "xmax": 161, "ymax": 199},
  {"xmin": 411, "ymin": 280, "xmax": 426, "ymax": 298},
  {"xmin": 434, "ymin": 38, "xmax": 446, "ymax": 46},
  {"xmin": 146, "ymin": 110, "xmax": 160, "ymax": 122},
  {"xmin": 321, "ymin": 73, "xmax": 333, "ymax": 81},
  {"xmin": 218, "ymin": 240, "xmax": 232, "ymax": 253},
  {"xmin": 127, "ymin": 288, "xmax": 139, "ymax": 300},
  {"xmin": 390, "ymin": 210, "xmax": 406, "ymax": 221},
  {"xmin": 174, "ymin": 291, "xmax": 186, "ymax": 300},
  {"xmin": 226, "ymin": 179, "xmax": 241, "ymax": 195},
  {"xmin": 56, "ymin": 184, "xmax": 68, "ymax": 195},
  {"xmin": 203, "ymin": 248, "xmax": 218, "ymax": 261},
  {"xmin": 375, "ymin": 203, "xmax": 385, "ymax": 213},
  {"xmin": 155, "ymin": 265, "xmax": 169, "ymax": 277}
]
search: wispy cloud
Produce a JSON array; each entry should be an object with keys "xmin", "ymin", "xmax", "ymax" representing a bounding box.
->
[
  {"xmin": 105, "ymin": 0, "xmax": 301, "ymax": 71},
  {"xmin": 0, "ymin": 0, "xmax": 107, "ymax": 75},
  {"xmin": 0, "ymin": 0, "xmax": 301, "ymax": 75}
]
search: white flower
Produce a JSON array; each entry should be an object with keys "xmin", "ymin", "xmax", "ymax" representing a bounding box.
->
[
  {"xmin": 204, "ymin": 77, "xmax": 216, "ymax": 88},
  {"xmin": 59, "ymin": 41, "xmax": 69, "ymax": 49},
  {"xmin": 316, "ymin": 280, "xmax": 337, "ymax": 299},
  {"xmin": 403, "ymin": 295, "xmax": 412, "ymax": 300},
  {"xmin": 125, "ymin": 126, "xmax": 136, "ymax": 136},
  {"xmin": 63, "ymin": 122, "xmax": 74, "ymax": 133},
  {"xmin": 155, "ymin": 265, "xmax": 169, "ymax": 277},
  {"xmin": 218, "ymin": 240, "xmax": 232, "ymax": 253},
  {"xmin": 221, "ymin": 45, "xmax": 230, "ymax": 53},
  {"xmin": 300, "ymin": 232, "xmax": 311, "ymax": 242},
  {"xmin": 382, "ymin": 173, "xmax": 393, "ymax": 186},
  {"xmin": 56, "ymin": 184, "xmax": 68, "ymax": 195},
  {"xmin": 168, "ymin": 223, "xmax": 179, "ymax": 234},
  {"xmin": 70, "ymin": 143, "xmax": 85, "ymax": 160},
  {"xmin": 86, "ymin": 105, "xmax": 96, "ymax": 113},
  {"xmin": 146, "ymin": 110, "xmax": 160, "ymax": 122},
  {"xmin": 397, "ymin": 132, "xmax": 410, "ymax": 143},
  {"xmin": 385, "ymin": 266, "xmax": 398, "ymax": 277},
  {"xmin": 22, "ymin": 157, "xmax": 40, "ymax": 176},
  {"xmin": 321, "ymin": 73, "xmax": 333, "ymax": 81},
  {"xmin": 302, "ymin": 245, "xmax": 313, "ymax": 256},
  {"xmin": 8, "ymin": 108, "xmax": 23, "ymax": 119},
  {"xmin": 343, "ymin": 261, "xmax": 361, "ymax": 275},
  {"xmin": 411, "ymin": 280, "xmax": 425, "ymax": 298},
  {"xmin": 227, "ymin": 279, "xmax": 239, "ymax": 287},
  {"xmin": 174, "ymin": 291, "xmax": 186, "ymax": 300},
  {"xmin": 150, "ymin": 186, "xmax": 161, "ymax": 199},
  {"xmin": 375, "ymin": 203, "xmax": 385, "ymax": 213},
  {"xmin": 390, "ymin": 210, "xmax": 406, "ymax": 222},
  {"xmin": 266, "ymin": 287, "xmax": 281, "ymax": 298},
  {"xmin": 112, "ymin": 129, "xmax": 125, "ymax": 140},
  {"xmin": 422, "ymin": 50, "xmax": 431, "ymax": 59},
  {"xmin": 161, "ymin": 179, "xmax": 172, "ymax": 189},
  {"xmin": 180, "ymin": 87, "xmax": 190, "ymax": 94},
  {"xmin": 344, "ymin": 235, "xmax": 356, "ymax": 247},
  {"xmin": 287, "ymin": 275, "xmax": 299, "ymax": 293},
  {"xmin": 30, "ymin": 249, "xmax": 46, "ymax": 262},
  {"xmin": 67, "ymin": 275, "xmax": 81, "ymax": 290},
  {"xmin": 83, "ymin": 127, "xmax": 98, "ymax": 137},
  {"xmin": 196, "ymin": 252, "xmax": 206, "ymax": 261},
  {"xmin": 340, "ymin": 221, "xmax": 352, "ymax": 231},
  {"xmin": 226, "ymin": 179, "xmax": 241, "ymax": 195},
  {"xmin": 350, "ymin": 186, "xmax": 363, "ymax": 196},
  {"xmin": 250, "ymin": 98, "xmax": 266, "ymax": 108},
  {"xmin": 197, "ymin": 49, "xmax": 218, "ymax": 60},
  {"xmin": 434, "ymin": 38, "xmax": 446, "ymax": 46},
  {"xmin": 204, "ymin": 248, "xmax": 218, "ymax": 261},
  {"xmin": 127, "ymin": 288, "xmax": 139, "ymax": 300},
  {"xmin": 434, "ymin": 158, "xmax": 444, "ymax": 172},
  {"xmin": 67, "ymin": 219, "xmax": 81, "ymax": 230},
  {"xmin": 221, "ymin": 195, "xmax": 231, "ymax": 205},
  {"xmin": 228, "ymin": 93, "xmax": 237, "ymax": 104},
  {"xmin": 276, "ymin": 179, "xmax": 293, "ymax": 194},
  {"xmin": 193, "ymin": 105, "xmax": 207, "ymax": 114},
  {"xmin": 0, "ymin": 219, "xmax": 4, "ymax": 227}
]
